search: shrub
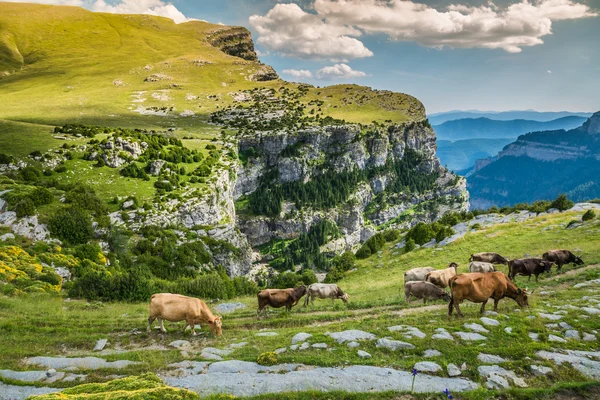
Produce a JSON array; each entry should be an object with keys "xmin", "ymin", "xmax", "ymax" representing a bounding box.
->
[
  {"xmin": 30, "ymin": 187, "xmax": 54, "ymax": 206},
  {"xmin": 205, "ymin": 144, "xmax": 217, "ymax": 150},
  {"xmin": 0, "ymin": 153, "xmax": 14, "ymax": 165},
  {"xmin": 550, "ymin": 194, "xmax": 574, "ymax": 212},
  {"xmin": 257, "ymin": 352, "xmax": 278, "ymax": 366},
  {"xmin": 582, "ymin": 209, "xmax": 596, "ymax": 221},
  {"xmin": 435, "ymin": 226, "xmax": 454, "ymax": 243},
  {"xmin": 232, "ymin": 276, "xmax": 258, "ymax": 296},
  {"xmin": 74, "ymin": 244, "xmax": 103, "ymax": 263},
  {"xmin": 471, "ymin": 223, "xmax": 482, "ymax": 230},
  {"xmin": 299, "ymin": 269, "xmax": 318, "ymax": 285},
  {"xmin": 324, "ymin": 266, "xmax": 344, "ymax": 283},
  {"xmin": 404, "ymin": 238, "xmax": 416, "ymax": 253},
  {"xmin": 15, "ymin": 198, "xmax": 36, "ymax": 217},
  {"xmin": 355, "ymin": 245, "xmax": 371, "ymax": 259},
  {"xmin": 55, "ymin": 165, "xmax": 67, "ymax": 173},
  {"xmin": 406, "ymin": 222, "xmax": 435, "ymax": 245},
  {"xmin": 332, "ymin": 251, "xmax": 355, "ymax": 272},
  {"xmin": 270, "ymin": 271, "xmax": 304, "ymax": 289},
  {"xmin": 383, "ymin": 229, "xmax": 400, "ymax": 242},
  {"xmin": 566, "ymin": 220, "xmax": 580, "ymax": 228},
  {"xmin": 365, "ymin": 233, "xmax": 386, "ymax": 253},
  {"xmin": 19, "ymin": 166, "xmax": 42, "ymax": 182},
  {"xmin": 48, "ymin": 206, "xmax": 94, "ymax": 245}
]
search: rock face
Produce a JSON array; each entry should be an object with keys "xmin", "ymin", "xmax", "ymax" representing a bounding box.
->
[{"xmin": 236, "ymin": 124, "xmax": 468, "ymax": 250}]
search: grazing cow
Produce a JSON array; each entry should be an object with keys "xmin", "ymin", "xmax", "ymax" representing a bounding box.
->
[
  {"xmin": 404, "ymin": 281, "xmax": 451, "ymax": 304},
  {"xmin": 404, "ymin": 267, "xmax": 435, "ymax": 283},
  {"xmin": 304, "ymin": 283, "xmax": 349, "ymax": 306},
  {"xmin": 425, "ymin": 263, "xmax": 458, "ymax": 289},
  {"xmin": 469, "ymin": 261, "xmax": 497, "ymax": 273},
  {"xmin": 543, "ymin": 249, "xmax": 584, "ymax": 272},
  {"xmin": 448, "ymin": 272, "xmax": 529, "ymax": 317},
  {"xmin": 148, "ymin": 293, "xmax": 222, "ymax": 336},
  {"xmin": 508, "ymin": 258, "xmax": 554, "ymax": 281},
  {"xmin": 257, "ymin": 285, "xmax": 307, "ymax": 315},
  {"xmin": 469, "ymin": 252, "xmax": 509, "ymax": 265}
]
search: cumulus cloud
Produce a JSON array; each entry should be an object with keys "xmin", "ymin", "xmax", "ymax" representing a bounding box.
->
[
  {"xmin": 251, "ymin": 0, "xmax": 597, "ymax": 58},
  {"xmin": 249, "ymin": 3, "xmax": 373, "ymax": 61},
  {"xmin": 5, "ymin": 0, "xmax": 193, "ymax": 24},
  {"xmin": 282, "ymin": 69, "xmax": 313, "ymax": 78},
  {"xmin": 316, "ymin": 63, "xmax": 367, "ymax": 80}
]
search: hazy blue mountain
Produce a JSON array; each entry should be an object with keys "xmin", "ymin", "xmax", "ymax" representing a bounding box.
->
[
  {"xmin": 433, "ymin": 116, "xmax": 587, "ymax": 140},
  {"xmin": 467, "ymin": 112, "xmax": 600, "ymax": 209},
  {"xmin": 437, "ymin": 138, "xmax": 513, "ymax": 172},
  {"xmin": 428, "ymin": 110, "xmax": 592, "ymax": 125}
]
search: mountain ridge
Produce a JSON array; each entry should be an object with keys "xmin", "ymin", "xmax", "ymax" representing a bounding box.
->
[{"xmin": 429, "ymin": 110, "xmax": 593, "ymax": 125}]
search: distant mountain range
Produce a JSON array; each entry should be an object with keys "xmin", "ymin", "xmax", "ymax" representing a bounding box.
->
[
  {"xmin": 433, "ymin": 116, "xmax": 588, "ymax": 141},
  {"xmin": 467, "ymin": 112, "xmax": 600, "ymax": 209},
  {"xmin": 437, "ymin": 138, "xmax": 514, "ymax": 172},
  {"xmin": 428, "ymin": 110, "xmax": 593, "ymax": 125}
]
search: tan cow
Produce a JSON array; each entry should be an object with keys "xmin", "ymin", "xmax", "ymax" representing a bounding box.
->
[
  {"xmin": 448, "ymin": 272, "xmax": 529, "ymax": 317},
  {"xmin": 148, "ymin": 293, "xmax": 222, "ymax": 336},
  {"xmin": 425, "ymin": 262, "xmax": 458, "ymax": 288}
]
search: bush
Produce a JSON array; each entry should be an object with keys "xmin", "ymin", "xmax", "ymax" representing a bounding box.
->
[
  {"xmin": 332, "ymin": 251, "xmax": 355, "ymax": 272},
  {"xmin": 550, "ymin": 194, "xmax": 574, "ymax": 212},
  {"xmin": 406, "ymin": 222, "xmax": 434, "ymax": 245},
  {"xmin": 74, "ymin": 244, "xmax": 103, "ymax": 263},
  {"xmin": 383, "ymin": 229, "xmax": 400, "ymax": 242},
  {"xmin": 0, "ymin": 153, "xmax": 14, "ymax": 165},
  {"xmin": 582, "ymin": 209, "xmax": 596, "ymax": 221},
  {"xmin": 355, "ymin": 245, "xmax": 371, "ymax": 259},
  {"xmin": 48, "ymin": 206, "xmax": 94, "ymax": 245},
  {"xmin": 365, "ymin": 233, "xmax": 386, "ymax": 253},
  {"xmin": 257, "ymin": 352, "xmax": 278, "ymax": 366},
  {"xmin": 299, "ymin": 269, "xmax": 318, "ymax": 285},
  {"xmin": 566, "ymin": 219, "xmax": 580, "ymax": 228},
  {"xmin": 270, "ymin": 271, "xmax": 305, "ymax": 289},
  {"xmin": 324, "ymin": 266, "xmax": 345, "ymax": 283},
  {"xmin": 19, "ymin": 166, "xmax": 42, "ymax": 182},
  {"xmin": 30, "ymin": 187, "xmax": 54, "ymax": 206},
  {"xmin": 435, "ymin": 226, "xmax": 454, "ymax": 243},
  {"xmin": 232, "ymin": 276, "xmax": 258, "ymax": 296},
  {"xmin": 404, "ymin": 237, "xmax": 416, "ymax": 253},
  {"xmin": 15, "ymin": 198, "xmax": 36, "ymax": 217}
]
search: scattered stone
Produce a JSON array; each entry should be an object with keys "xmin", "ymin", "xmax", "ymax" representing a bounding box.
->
[
  {"xmin": 536, "ymin": 350, "xmax": 600, "ymax": 379},
  {"xmin": 529, "ymin": 332, "xmax": 540, "ymax": 341},
  {"xmin": 256, "ymin": 332, "xmax": 279, "ymax": 337},
  {"xmin": 504, "ymin": 327, "xmax": 513, "ymax": 334},
  {"xmin": 478, "ymin": 365, "xmax": 528, "ymax": 388},
  {"xmin": 582, "ymin": 307, "xmax": 600, "ymax": 315},
  {"xmin": 214, "ymin": 302, "xmax": 247, "ymax": 314},
  {"xmin": 432, "ymin": 328, "xmax": 454, "ymax": 340},
  {"xmin": 299, "ymin": 342, "xmax": 310, "ymax": 351},
  {"xmin": 93, "ymin": 339, "xmax": 108, "ymax": 352},
  {"xmin": 565, "ymin": 330, "xmax": 581, "ymax": 340},
  {"xmin": 25, "ymin": 356, "xmax": 139, "ymax": 370},
  {"xmin": 388, "ymin": 325, "xmax": 426, "ymax": 339},
  {"xmin": 548, "ymin": 334, "xmax": 567, "ymax": 343},
  {"xmin": 274, "ymin": 348, "xmax": 287, "ymax": 355},
  {"xmin": 583, "ymin": 333, "xmax": 597, "ymax": 341},
  {"xmin": 229, "ymin": 342, "xmax": 248, "ymax": 349},
  {"xmin": 347, "ymin": 341, "xmax": 360, "ymax": 348},
  {"xmin": 464, "ymin": 323, "xmax": 490, "ymax": 333},
  {"xmin": 376, "ymin": 338, "xmax": 415, "ymax": 351},
  {"xmin": 311, "ymin": 343, "xmax": 328, "ymax": 349},
  {"xmin": 480, "ymin": 317, "xmax": 500, "ymax": 327},
  {"xmin": 454, "ymin": 332, "xmax": 487, "ymax": 341},
  {"xmin": 478, "ymin": 353, "xmax": 506, "ymax": 363},
  {"xmin": 530, "ymin": 365, "xmax": 553, "ymax": 376},
  {"xmin": 0, "ymin": 233, "xmax": 15, "ymax": 241},
  {"xmin": 447, "ymin": 364, "xmax": 462, "ymax": 377},
  {"xmin": 326, "ymin": 330, "xmax": 376, "ymax": 344},
  {"xmin": 169, "ymin": 340, "xmax": 191, "ymax": 350},
  {"xmin": 573, "ymin": 279, "xmax": 600, "ymax": 288},
  {"xmin": 414, "ymin": 361, "xmax": 442, "ymax": 373},
  {"xmin": 484, "ymin": 311, "xmax": 498, "ymax": 316},
  {"xmin": 526, "ymin": 315, "xmax": 536, "ymax": 320},
  {"xmin": 539, "ymin": 313, "xmax": 562, "ymax": 321},
  {"xmin": 424, "ymin": 349, "xmax": 442, "ymax": 358},
  {"xmin": 559, "ymin": 322, "xmax": 574, "ymax": 330},
  {"xmin": 357, "ymin": 350, "xmax": 371, "ymax": 359},
  {"xmin": 290, "ymin": 345, "xmax": 299, "ymax": 351},
  {"xmin": 291, "ymin": 333, "xmax": 312, "ymax": 344},
  {"xmin": 485, "ymin": 374, "xmax": 510, "ymax": 390},
  {"xmin": 200, "ymin": 352, "xmax": 223, "ymax": 361}
]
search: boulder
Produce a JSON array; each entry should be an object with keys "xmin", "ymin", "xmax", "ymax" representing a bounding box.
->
[
  {"xmin": 530, "ymin": 365, "xmax": 552, "ymax": 376},
  {"xmin": 447, "ymin": 364, "xmax": 462, "ymax": 377},
  {"xmin": 478, "ymin": 353, "xmax": 506, "ymax": 363},
  {"xmin": 424, "ymin": 349, "xmax": 442, "ymax": 358},
  {"xmin": 454, "ymin": 332, "xmax": 487, "ymax": 341},
  {"xmin": 464, "ymin": 323, "xmax": 489, "ymax": 333},
  {"xmin": 479, "ymin": 317, "xmax": 500, "ymax": 327}
]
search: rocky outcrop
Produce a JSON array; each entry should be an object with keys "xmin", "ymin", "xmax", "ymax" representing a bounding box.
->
[
  {"xmin": 208, "ymin": 27, "xmax": 258, "ymax": 61},
  {"xmin": 249, "ymin": 65, "xmax": 278, "ymax": 82}
]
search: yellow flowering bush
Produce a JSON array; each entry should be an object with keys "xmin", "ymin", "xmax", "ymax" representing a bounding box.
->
[{"xmin": 0, "ymin": 246, "xmax": 62, "ymax": 294}]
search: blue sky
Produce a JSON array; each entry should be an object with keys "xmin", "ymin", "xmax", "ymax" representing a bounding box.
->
[{"xmin": 9, "ymin": 0, "xmax": 600, "ymax": 114}]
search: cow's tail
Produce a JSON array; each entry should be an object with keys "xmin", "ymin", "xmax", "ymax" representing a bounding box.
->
[
  {"xmin": 448, "ymin": 275, "xmax": 458, "ymax": 315},
  {"xmin": 469, "ymin": 254, "xmax": 474, "ymax": 262}
]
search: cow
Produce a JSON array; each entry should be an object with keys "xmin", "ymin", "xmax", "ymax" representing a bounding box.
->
[
  {"xmin": 448, "ymin": 272, "xmax": 529, "ymax": 317},
  {"xmin": 404, "ymin": 281, "xmax": 451, "ymax": 304},
  {"xmin": 543, "ymin": 249, "xmax": 584, "ymax": 272},
  {"xmin": 469, "ymin": 252, "xmax": 509, "ymax": 265},
  {"xmin": 404, "ymin": 267, "xmax": 435, "ymax": 283},
  {"xmin": 425, "ymin": 262, "xmax": 458, "ymax": 289},
  {"xmin": 304, "ymin": 283, "xmax": 349, "ymax": 306},
  {"xmin": 508, "ymin": 258, "xmax": 554, "ymax": 281},
  {"xmin": 257, "ymin": 285, "xmax": 307, "ymax": 315},
  {"xmin": 147, "ymin": 293, "xmax": 222, "ymax": 336},
  {"xmin": 469, "ymin": 261, "xmax": 497, "ymax": 273}
]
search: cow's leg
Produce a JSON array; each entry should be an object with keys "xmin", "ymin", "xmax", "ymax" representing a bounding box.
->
[
  {"xmin": 158, "ymin": 318, "xmax": 167, "ymax": 333},
  {"xmin": 454, "ymin": 301, "xmax": 464, "ymax": 318},
  {"xmin": 311, "ymin": 295, "xmax": 315, "ymax": 306},
  {"xmin": 535, "ymin": 274, "xmax": 539, "ymax": 282},
  {"xmin": 147, "ymin": 316, "xmax": 156, "ymax": 333},
  {"xmin": 448, "ymin": 298, "xmax": 453, "ymax": 317},
  {"xmin": 479, "ymin": 299, "xmax": 488, "ymax": 314},
  {"xmin": 331, "ymin": 297, "xmax": 335, "ymax": 306},
  {"xmin": 528, "ymin": 275, "xmax": 531, "ymax": 281},
  {"xmin": 406, "ymin": 294, "xmax": 412, "ymax": 303},
  {"xmin": 187, "ymin": 318, "xmax": 196, "ymax": 336},
  {"xmin": 493, "ymin": 297, "xmax": 500, "ymax": 312},
  {"xmin": 423, "ymin": 297, "xmax": 427, "ymax": 304}
]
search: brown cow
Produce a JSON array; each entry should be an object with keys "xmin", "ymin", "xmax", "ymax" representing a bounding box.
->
[
  {"xmin": 148, "ymin": 293, "xmax": 222, "ymax": 336},
  {"xmin": 543, "ymin": 249, "xmax": 583, "ymax": 272},
  {"xmin": 404, "ymin": 281, "xmax": 451, "ymax": 304},
  {"xmin": 508, "ymin": 258, "xmax": 553, "ymax": 281},
  {"xmin": 257, "ymin": 285, "xmax": 307, "ymax": 315},
  {"xmin": 425, "ymin": 262, "xmax": 458, "ymax": 288},
  {"xmin": 448, "ymin": 272, "xmax": 529, "ymax": 317},
  {"xmin": 469, "ymin": 252, "xmax": 509, "ymax": 265}
]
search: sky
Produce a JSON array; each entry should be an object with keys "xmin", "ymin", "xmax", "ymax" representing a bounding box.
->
[{"xmin": 5, "ymin": 0, "xmax": 600, "ymax": 114}]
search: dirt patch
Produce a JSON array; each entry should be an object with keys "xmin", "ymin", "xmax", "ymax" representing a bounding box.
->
[{"xmin": 547, "ymin": 264, "xmax": 600, "ymax": 281}]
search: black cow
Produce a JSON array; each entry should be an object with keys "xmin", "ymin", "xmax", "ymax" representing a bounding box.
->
[
  {"xmin": 543, "ymin": 249, "xmax": 584, "ymax": 272},
  {"xmin": 508, "ymin": 258, "xmax": 553, "ymax": 281}
]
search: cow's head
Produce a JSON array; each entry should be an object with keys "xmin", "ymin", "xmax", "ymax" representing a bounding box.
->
[
  {"xmin": 442, "ymin": 292, "xmax": 452, "ymax": 302},
  {"xmin": 575, "ymin": 256, "xmax": 584, "ymax": 265},
  {"xmin": 208, "ymin": 316, "xmax": 223, "ymax": 336},
  {"xmin": 515, "ymin": 288, "xmax": 530, "ymax": 308},
  {"xmin": 542, "ymin": 261, "xmax": 554, "ymax": 274},
  {"xmin": 448, "ymin": 262, "xmax": 458, "ymax": 271},
  {"xmin": 339, "ymin": 293, "xmax": 350, "ymax": 303}
]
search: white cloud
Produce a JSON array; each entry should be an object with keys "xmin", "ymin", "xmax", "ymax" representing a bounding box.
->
[
  {"xmin": 251, "ymin": 0, "xmax": 597, "ymax": 59},
  {"xmin": 282, "ymin": 69, "xmax": 313, "ymax": 78},
  {"xmin": 255, "ymin": 49, "xmax": 270, "ymax": 57},
  {"xmin": 316, "ymin": 63, "xmax": 367, "ymax": 80},
  {"xmin": 547, "ymin": 69, "xmax": 552, "ymax": 73},
  {"xmin": 4, "ymin": 0, "xmax": 193, "ymax": 24},
  {"xmin": 249, "ymin": 3, "xmax": 373, "ymax": 61}
]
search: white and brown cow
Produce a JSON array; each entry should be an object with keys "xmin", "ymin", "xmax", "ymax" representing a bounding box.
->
[
  {"xmin": 148, "ymin": 293, "xmax": 222, "ymax": 336},
  {"xmin": 304, "ymin": 283, "xmax": 349, "ymax": 306}
]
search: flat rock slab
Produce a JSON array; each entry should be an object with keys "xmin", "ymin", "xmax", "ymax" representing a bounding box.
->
[
  {"xmin": 548, "ymin": 335, "xmax": 567, "ymax": 343},
  {"xmin": 414, "ymin": 361, "xmax": 442, "ymax": 373},
  {"xmin": 478, "ymin": 365, "xmax": 528, "ymax": 388},
  {"xmin": 480, "ymin": 318, "xmax": 500, "ymax": 327},
  {"xmin": 207, "ymin": 361, "xmax": 297, "ymax": 374},
  {"xmin": 536, "ymin": 350, "xmax": 600, "ymax": 379},
  {"xmin": 464, "ymin": 323, "xmax": 489, "ymax": 333},
  {"xmin": 93, "ymin": 339, "xmax": 108, "ymax": 352},
  {"xmin": 388, "ymin": 325, "xmax": 426, "ymax": 339},
  {"xmin": 447, "ymin": 364, "xmax": 462, "ymax": 377},
  {"xmin": 169, "ymin": 340, "xmax": 191, "ymax": 350},
  {"xmin": 0, "ymin": 382, "xmax": 59, "ymax": 400},
  {"xmin": 256, "ymin": 332, "xmax": 279, "ymax": 337},
  {"xmin": 530, "ymin": 365, "xmax": 553, "ymax": 376},
  {"xmin": 454, "ymin": 332, "xmax": 487, "ymax": 341},
  {"xmin": 582, "ymin": 307, "xmax": 600, "ymax": 315},
  {"xmin": 478, "ymin": 353, "xmax": 506, "ymax": 364},
  {"xmin": 312, "ymin": 343, "xmax": 328, "ymax": 349},
  {"xmin": 291, "ymin": 333, "xmax": 312, "ymax": 344},
  {"xmin": 358, "ymin": 350, "xmax": 371, "ymax": 359},
  {"xmin": 539, "ymin": 313, "xmax": 562, "ymax": 321},
  {"xmin": 166, "ymin": 361, "xmax": 209, "ymax": 377},
  {"xmin": 347, "ymin": 341, "xmax": 360, "ymax": 348},
  {"xmin": 424, "ymin": 349, "xmax": 442, "ymax": 358},
  {"xmin": 432, "ymin": 328, "xmax": 454, "ymax": 340},
  {"xmin": 0, "ymin": 369, "xmax": 82, "ymax": 384},
  {"xmin": 25, "ymin": 356, "xmax": 139, "ymax": 370},
  {"xmin": 376, "ymin": 338, "xmax": 415, "ymax": 351},
  {"xmin": 163, "ymin": 364, "xmax": 479, "ymax": 397},
  {"xmin": 326, "ymin": 330, "xmax": 376, "ymax": 344},
  {"xmin": 214, "ymin": 302, "xmax": 247, "ymax": 314}
]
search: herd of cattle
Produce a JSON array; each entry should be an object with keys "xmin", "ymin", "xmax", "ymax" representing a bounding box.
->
[{"xmin": 147, "ymin": 249, "xmax": 584, "ymax": 336}]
